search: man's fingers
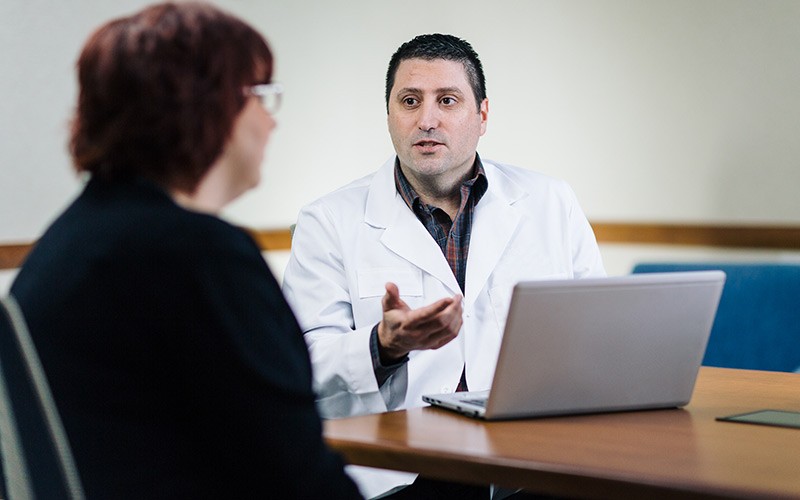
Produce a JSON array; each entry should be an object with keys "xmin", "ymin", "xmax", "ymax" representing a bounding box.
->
[
  {"xmin": 425, "ymin": 309, "xmax": 463, "ymax": 342},
  {"xmin": 381, "ymin": 282, "xmax": 409, "ymax": 312},
  {"xmin": 403, "ymin": 299, "xmax": 463, "ymax": 350},
  {"xmin": 403, "ymin": 295, "xmax": 462, "ymax": 326},
  {"xmin": 422, "ymin": 313, "xmax": 462, "ymax": 349},
  {"xmin": 380, "ymin": 292, "xmax": 464, "ymax": 354},
  {"xmin": 428, "ymin": 331, "xmax": 459, "ymax": 350}
]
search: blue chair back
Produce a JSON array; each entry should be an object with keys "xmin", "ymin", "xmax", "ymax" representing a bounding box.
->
[
  {"xmin": 632, "ymin": 263, "xmax": 800, "ymax": 372},
  {"xmin": 0, "ymin": 295, "xmax": 85, "ymax": 499}
]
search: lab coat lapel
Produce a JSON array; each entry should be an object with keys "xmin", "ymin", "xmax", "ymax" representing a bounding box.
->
[
  {"xmin": 464, "ymin": 161, "xmax": 526, "ymax": 306},
  {"xmin": 365, "ymin": 158, "xmax": 461, "ymax": 295},
  {"xmin": 383, "ymin": 207, "xmax": 461, "ymax": 295}
]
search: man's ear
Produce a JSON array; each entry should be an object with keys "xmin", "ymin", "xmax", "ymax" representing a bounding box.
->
[{"xmin": 479, "ymin": 98, "xmax": 489, "ymax": 135}]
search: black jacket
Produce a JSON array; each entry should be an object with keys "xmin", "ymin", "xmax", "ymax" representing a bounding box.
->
[{"xmin": 12, "ymin": 177, "xmax": 361, "ymax": 499}]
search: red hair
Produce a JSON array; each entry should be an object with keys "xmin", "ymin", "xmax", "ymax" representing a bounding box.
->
[{"xmin": 70, "ymin": 2, "xmax": 273, "ymax": 192}]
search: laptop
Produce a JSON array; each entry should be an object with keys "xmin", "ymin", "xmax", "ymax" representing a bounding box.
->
[{"xmin": 422, "ymin": 271, "xmax": 726, "ymax": 420}]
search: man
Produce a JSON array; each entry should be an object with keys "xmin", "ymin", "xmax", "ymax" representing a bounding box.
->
[{"xmin": 283, "ymin": 34, "xmax": 605, "ymax": 498}]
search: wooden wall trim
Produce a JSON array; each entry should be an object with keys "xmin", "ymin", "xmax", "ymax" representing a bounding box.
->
[
  {"xmin": 0, "ymin": 229, "xmax": 295, "ymax": 271},
  {"xmin": 0, "ymin": 243, "xmax": 33, "ymax": 270},
  {"xmin": 591, "ymin": 222, "xmax": 800, "ymax": 250},
  {"xmin": 3, "ymin": 223, "xmax": 800, "ymax": 270},
  {"xmin": 245, "ymin": 228, "xmax": 293, "ymax": 252}
]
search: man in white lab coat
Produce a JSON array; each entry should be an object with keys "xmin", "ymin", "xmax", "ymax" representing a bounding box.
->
[{"xmin": 283, "ymin": 34, "xmax": 605, "ymax": 498}]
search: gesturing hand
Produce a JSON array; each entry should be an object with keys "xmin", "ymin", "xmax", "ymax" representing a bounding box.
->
[{"xmin": 377, "ymin": 282, "xmax": 463, "ymax": 363}]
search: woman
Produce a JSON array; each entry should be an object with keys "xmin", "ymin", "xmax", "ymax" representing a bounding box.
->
[{"xmin": 10, "ymin": 3, "xmax": 361, "ymax": 498}]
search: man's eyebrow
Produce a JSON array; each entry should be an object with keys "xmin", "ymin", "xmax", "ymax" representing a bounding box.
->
[
  {"xmin": 435, "ymin": 87, "xmax": 465, "ymax": 95},
  {"xmin": 395, "ymin": 86, "xmax": 465, "ymax": 96},
  {"xmin": 395, "ymin": 87, "xmax": 422, "ymax": 96}
]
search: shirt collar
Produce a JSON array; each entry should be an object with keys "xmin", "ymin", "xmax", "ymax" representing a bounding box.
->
[{"xmin": 394, "ymin": 153, "xmax": 488, "ymax": 212}]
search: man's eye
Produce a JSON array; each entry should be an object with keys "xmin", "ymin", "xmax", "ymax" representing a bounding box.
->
[
  {"xmin": 403, "ymin": 97, "xmax": 418, "ymax": 107},
  {"xmin": 441, "ymin": 97, "xmax": 456, "ymax": 105}
]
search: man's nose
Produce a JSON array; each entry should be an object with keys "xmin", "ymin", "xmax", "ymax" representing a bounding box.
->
[{"xmin": 417, "ymin": 101, "xmax": 440, "ymax": 132}]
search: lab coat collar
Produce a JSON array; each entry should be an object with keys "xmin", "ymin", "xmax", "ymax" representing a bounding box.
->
[
  {"xmin": 364, "ymin": 156, "xmax": 527, "ymax": 301},
  {"xmin": 464, "ymin": 161, "xmax": 526, "ymax": 306},
  {"xmin": 365, "ymin": 158, "xmax": 460, "ymax": 294},
  {"xmin": 363, "ymin": 157, "xmax": 398, "ymax": 229}
]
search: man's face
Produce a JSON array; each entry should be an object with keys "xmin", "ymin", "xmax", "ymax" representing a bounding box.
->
[{"xmin": 387, "ymin": 58, "xmax": 488, "ymax": 184}]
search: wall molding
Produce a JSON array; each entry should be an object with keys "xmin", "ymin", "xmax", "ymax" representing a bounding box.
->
[
  {"xmin": 590, "ymin": 222, "xmax": 800, "ymax": 250},
  {"xmin": 3, "ymin": 223, "xmax": 800, "ymax": 270},
  {"xmin": 245, "ymin": 228, "xmax": 293, "ymax": 252},
  {"xmin": 0, "ymin": 243, "xmax": 33, "ymax": 271},
  {"xmin": 0, "ymin": 229, "xmax": 294, "ymax": 270}
]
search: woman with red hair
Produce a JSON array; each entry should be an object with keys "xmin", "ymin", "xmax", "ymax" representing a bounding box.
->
[{"xmin": 11, "ymin": 3, "xmax": 362, "ymax": 498}]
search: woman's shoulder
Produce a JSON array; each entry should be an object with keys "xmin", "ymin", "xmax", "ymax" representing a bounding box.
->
[{"xmin": 79, "ymin": 177, "xmax": 260, "ymax": 261}]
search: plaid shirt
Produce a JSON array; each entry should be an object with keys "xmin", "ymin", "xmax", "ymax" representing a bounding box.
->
[
  {"xmin": 370, "ymin": 155, "xmax": 488, "ymax": 391},
  {"xmin": 394, "ymin": 155, "xmax": 488, "ymax": 294}
]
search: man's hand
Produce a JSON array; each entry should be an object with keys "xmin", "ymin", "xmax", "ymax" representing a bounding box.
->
[{"xmin": 377, "ymin": 282, "xmax": 463, "ymax": 363}]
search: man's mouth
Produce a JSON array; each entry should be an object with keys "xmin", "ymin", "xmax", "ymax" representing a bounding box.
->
[{"xmin": 414, "ymin": 140, "xmax": 444, "ymax": 150}]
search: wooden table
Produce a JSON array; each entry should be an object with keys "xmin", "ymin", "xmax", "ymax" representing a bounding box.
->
[{"xmin": 324, "ymin": 367, "xmax": 800, "ymax": 499}]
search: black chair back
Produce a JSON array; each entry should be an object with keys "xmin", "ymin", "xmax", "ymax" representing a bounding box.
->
[{"xmin": 0, "ymin": 295, "xmax": 85, "ymax": 499}]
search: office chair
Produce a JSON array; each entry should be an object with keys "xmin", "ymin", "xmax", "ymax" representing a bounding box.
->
[
  {"xmin": 0, "ymin": 295, "xmax": 85, "ymax": 500},
  {"xmin": 632, "ymin": 263, "xmax": 800, "ymax": 373}
]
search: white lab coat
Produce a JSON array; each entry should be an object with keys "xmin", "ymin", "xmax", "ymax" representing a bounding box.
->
[{"xmin": 282, "ymin": 157, "xmax": 605, "ymax": 497}]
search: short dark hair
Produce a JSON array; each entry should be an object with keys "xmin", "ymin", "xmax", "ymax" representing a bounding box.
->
[
  {"xmin": 70, "ymin": 2, "xmax": 273, "ymax": 192},
  {"xmin": 385, "ymin": 33, "xmax": 486, "ymax": 112}
]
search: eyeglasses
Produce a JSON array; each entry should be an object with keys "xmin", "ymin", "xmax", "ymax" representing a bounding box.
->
[{"xmin": 247, "ymin": 82, "xmax": 283, "ymax": 113}]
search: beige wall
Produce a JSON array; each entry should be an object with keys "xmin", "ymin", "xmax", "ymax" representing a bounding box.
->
[{"xmin": 3, "ymin": 1, "xmax": 800, "ymax": 245}]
